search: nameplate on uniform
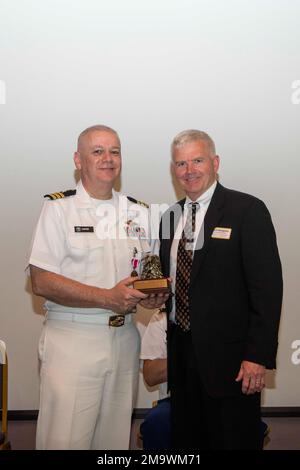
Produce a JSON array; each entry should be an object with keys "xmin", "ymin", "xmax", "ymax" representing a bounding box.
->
[
  {"xmin": 211, "ymin": 227, "xmax": 232, "ymax": 239},
  {"xmin": 74, "ymin": 226, "xmax": 94, "ymax": 233}
]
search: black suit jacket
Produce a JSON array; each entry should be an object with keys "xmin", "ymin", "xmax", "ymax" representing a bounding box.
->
[{"xmin": 159, "ymin": 183, "xmax": 283, "ymax": 397}]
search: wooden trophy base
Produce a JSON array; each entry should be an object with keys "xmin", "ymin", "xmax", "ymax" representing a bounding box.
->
[{"xmin": 133, "ymin": 278, "xmax": 170, "ymax": 294}]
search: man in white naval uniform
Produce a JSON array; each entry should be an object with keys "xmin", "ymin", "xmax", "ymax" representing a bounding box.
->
[{"xmin": 28, "ymin": 125, "xmax": 167, "ymax": 450}]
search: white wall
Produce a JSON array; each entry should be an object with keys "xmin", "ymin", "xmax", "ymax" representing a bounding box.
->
[{"xmin": 0, "ymin": 0, "xmax": 299, "ymax": 410}]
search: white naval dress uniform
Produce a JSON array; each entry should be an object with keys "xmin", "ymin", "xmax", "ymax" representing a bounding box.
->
[{"xmin": 28, "ymin": 180, "xmax": 154, "ymax": 450}]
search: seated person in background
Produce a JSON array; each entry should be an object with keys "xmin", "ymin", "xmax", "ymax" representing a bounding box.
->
[
  {"xmin": 140, "ymin": 309, "xmax": 270, "ymax": 450},
  {"xmin": 140, "ymin": 308, "xmax": 170, "ymax": 450}
]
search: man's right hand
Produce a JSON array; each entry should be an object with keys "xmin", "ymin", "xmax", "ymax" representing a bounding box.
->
[{"xmin": 106, "ymin": 276, "xmax": 148, "ymax": 314}]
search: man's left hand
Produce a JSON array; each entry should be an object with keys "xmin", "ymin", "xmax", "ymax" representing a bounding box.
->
[
  {"xmin": 235, "ymin": 360, "xmax": 266, "ymax": 395},
  {"xmin": 139, "ymin": 292, "xmax": 170, "ymax": 310}
]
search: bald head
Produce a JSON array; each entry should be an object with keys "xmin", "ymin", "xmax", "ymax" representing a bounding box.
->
[{"xmin": 77, "ymin": 125, "xmax": 120, "ymax": 152}]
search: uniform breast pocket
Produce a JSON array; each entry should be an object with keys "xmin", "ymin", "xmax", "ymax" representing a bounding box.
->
[{"xmin": 67, "ymin": 235, "xmax": 105, "ymax": 276}]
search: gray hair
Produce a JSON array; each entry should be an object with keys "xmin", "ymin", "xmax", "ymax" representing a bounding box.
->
[
  {"xmin": 171, "ymin": 129, "xmax": 216, "ymax": 159},
  {"xmin": 77, "ymin": 125, "xmax": 120, "ymax": 151}
]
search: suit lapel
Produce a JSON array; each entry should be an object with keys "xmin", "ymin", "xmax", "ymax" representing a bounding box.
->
[{"xmin": 190, "ymin": 183, "xmax": 226, "ymax": 284}]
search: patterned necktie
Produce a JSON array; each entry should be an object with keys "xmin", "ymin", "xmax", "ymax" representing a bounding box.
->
[{"xmin": 175, "ymin": 202, "xmax": 199, "ymax": 332}]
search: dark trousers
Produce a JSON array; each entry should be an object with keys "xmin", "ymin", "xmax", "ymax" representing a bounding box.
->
[
  {"xmin": 169, "ymin": 326, "xmax": 262, "ymax": 450},
  {"xmin": 140, "ymin": 398, "xmax": 171, "ymax": 450}
]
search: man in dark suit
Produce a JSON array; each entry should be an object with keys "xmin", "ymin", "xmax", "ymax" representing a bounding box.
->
[{"xmin": 159, "ymin": 130, "xmax": 282, "ymax": 450}]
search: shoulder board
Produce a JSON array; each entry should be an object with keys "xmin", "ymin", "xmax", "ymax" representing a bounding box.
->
[
  {"xmin": 127, "ymin": 196, "xmax": 149, "ymax": 208},
  {"xmin": 44, "ymin": 189, "xmax": 76, "ymax": 200}
]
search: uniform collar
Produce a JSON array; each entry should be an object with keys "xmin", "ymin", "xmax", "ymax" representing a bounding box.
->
[{"xmin": 74, "ymin": 180, "xmax": 119, "ymax": 209}]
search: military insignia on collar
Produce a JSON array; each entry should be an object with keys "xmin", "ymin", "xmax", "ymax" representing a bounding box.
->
[
  {"xmin": 127, "ymin": 196, "xmax": 149, "ymax": 208},
  {"xmin": 44, "ymin": 189, "xmax": 76, "ymax": 200}
]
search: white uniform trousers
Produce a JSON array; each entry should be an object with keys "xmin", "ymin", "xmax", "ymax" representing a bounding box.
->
[{"xmin": 36, "ymin": 317, "xmax": 140, "ymax": 450}]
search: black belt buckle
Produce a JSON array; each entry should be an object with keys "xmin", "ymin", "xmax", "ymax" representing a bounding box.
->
[{"xmin": 109, "ymin": 315, "xmax": 125, "ymax": 327}]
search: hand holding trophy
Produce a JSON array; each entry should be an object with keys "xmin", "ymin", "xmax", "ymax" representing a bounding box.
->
[{"xmin": 133, "ymin": 254, "xmax": 171, "ymax": 294}]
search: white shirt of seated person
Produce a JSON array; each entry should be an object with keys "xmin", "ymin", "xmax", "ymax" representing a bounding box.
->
[{"xmin": 140, "ymin": 311, "xmax": 168, "ymax": 400}]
